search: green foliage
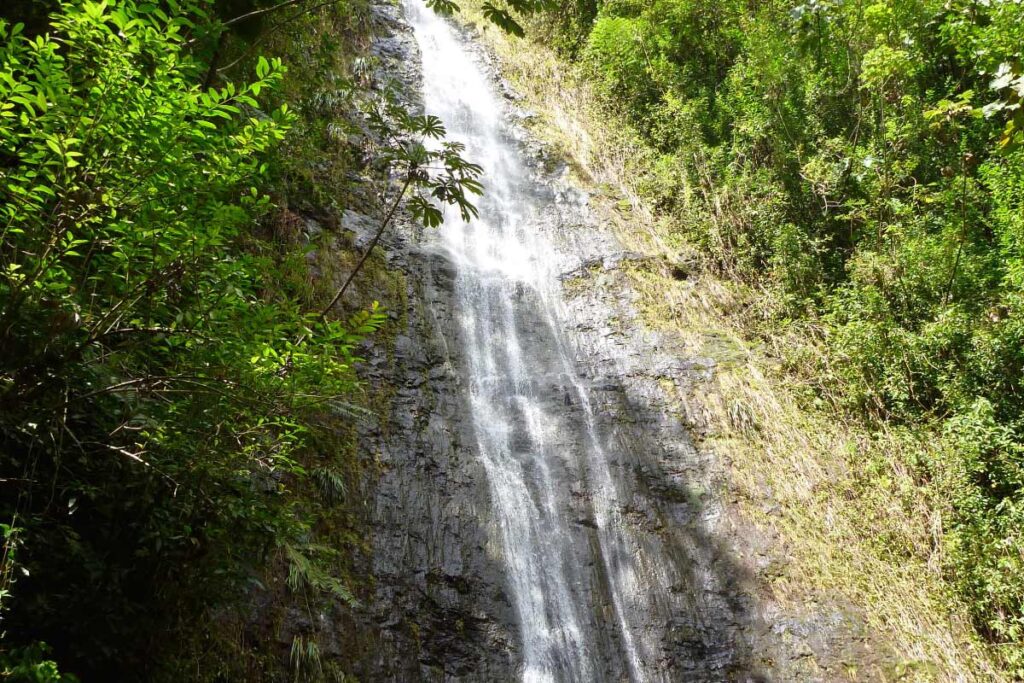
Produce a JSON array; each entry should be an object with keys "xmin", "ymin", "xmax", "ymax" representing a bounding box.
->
[
  {"xmin": 0, "ymin": 0, "xmax": 481, "ymax": 674},
  {"xmin": 0, "ymin": 0, "xmax": 396, "ymax": 677},
  {"xmin": 537, "ymin": 0, "xmax": 1024, "ymax": 669},
  {"xmin": 361, "ymin": 89, "xmax": 484, "ymax": 227},
  {"xmin": 478, "ymin": 4, "xmax": 519, "ymax": 36},
  {"xmin": 289, "ymin": 635, "xmax": 322, "ymax": 682},
  {"xmin": 0, "ymin": 643, "xmax": 78, "ymax": 683},
  {"xmin": 943, "ymin": 401, "xmax": 1024, "ymax": 652},
  {"xmin": 427, "ymin": 0, "xmax": 461, "ymax": 15},
  {"xmin": 434, "ymin": 0, "xmax": 553, "ymax": 37},
  {"xmin": 985, "ymin": 61, "xmax": 1024, "ymax": 153},
  {"xmin": 583, "ymin": 16, "xmax": 654, "ymax": 115}
]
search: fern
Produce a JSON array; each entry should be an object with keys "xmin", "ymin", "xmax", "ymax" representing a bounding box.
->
[
  {"xmin": 284, "ymin": 543, "xmax": 358, "ymax": 607},
  {"xmin": 311, "ymin": 467, "xmax": 347, "ymax": 506}
]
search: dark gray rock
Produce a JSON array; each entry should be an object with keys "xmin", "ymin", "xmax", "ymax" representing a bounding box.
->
[{"xmin": 330, "ymin": 1, "xmax": 897, "ymax": 682}]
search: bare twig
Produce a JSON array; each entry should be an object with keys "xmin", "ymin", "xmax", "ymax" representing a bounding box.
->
[
  {"xmin": 216, "ymin": 0, "xmax": 347, "ymax": 75},
  {"xmin": 320, "ymin": 176, "xmax": 413, "ymax": 319},
  {"xmin": 221, "ymin": 0, "xmax": 304, "ymax": 29}
]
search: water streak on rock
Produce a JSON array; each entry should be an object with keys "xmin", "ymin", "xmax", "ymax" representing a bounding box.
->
[{"xmin": 404, "ymin": 3, "xmax": 669, "ymax": 679}]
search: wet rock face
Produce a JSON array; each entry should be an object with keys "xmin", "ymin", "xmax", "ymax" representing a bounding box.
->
[
  {"xmin": 346, "ymin": 2, "xmax": 889, "ymax": 682},
  {"xmin": 354, "ymin": 239, "xmax": 519, "ymax": 681},
  {"xmin": 344, "ymin": 4, "xmax": 518, "ymax": 681}
]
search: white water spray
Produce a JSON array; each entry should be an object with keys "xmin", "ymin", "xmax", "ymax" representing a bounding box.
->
[{"xmin": 403, "ymin": 3, "xmax": 675, "ymax": 680}]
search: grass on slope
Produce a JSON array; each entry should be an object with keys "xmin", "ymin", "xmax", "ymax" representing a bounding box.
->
[{"xmin": 457, "ymin": 9, "xmax": 1005, "ymax": 681}]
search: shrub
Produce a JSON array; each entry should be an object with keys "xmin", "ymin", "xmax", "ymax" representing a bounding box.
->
[{"xmin": 0, "ymin": 2, "xmax": 383, "ymax": 675}]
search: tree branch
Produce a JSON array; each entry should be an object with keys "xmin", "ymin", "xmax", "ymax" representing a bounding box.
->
[
  {"xmin": 221, "ymin": 0, "xmax": 304, "ymax": 29},
  {"xmin": 319, "ymin": 176, "xmax": 413, "ymax": 319}
]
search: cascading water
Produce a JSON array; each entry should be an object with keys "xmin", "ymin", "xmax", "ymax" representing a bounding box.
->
[{"xmin": 402, "ymin": 2, "xmax": 680, "ymax": 681}]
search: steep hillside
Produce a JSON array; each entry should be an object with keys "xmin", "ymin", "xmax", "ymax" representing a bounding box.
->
[{"xmin": 456, "ymin": 0, "xmax": 1024, "ymax": 678}]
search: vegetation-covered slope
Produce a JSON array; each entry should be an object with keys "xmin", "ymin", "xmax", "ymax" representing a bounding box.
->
[
  {"xmin": 464, "ymin": 0, "xmax": 1024, "ymax": 675},
  {"xmin": 0, "ymin": 1, "xmax": 388, "ymax": 678}
]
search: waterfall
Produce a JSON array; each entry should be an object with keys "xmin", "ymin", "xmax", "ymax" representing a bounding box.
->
[{"xmin": 402, "ymin": 3, "xmax": 673, "ymax": 680}]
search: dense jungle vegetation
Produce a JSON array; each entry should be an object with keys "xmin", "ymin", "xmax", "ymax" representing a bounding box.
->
[
  {"xmin": 509, "ymin": 0, "xmax": 1024, "ymax": 673},
  {"xmin": 0, "ymin": 0, "xmax": 482, "ymax": 679}
]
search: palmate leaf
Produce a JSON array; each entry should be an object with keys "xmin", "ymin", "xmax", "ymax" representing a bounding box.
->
[
  {"xmin": 453, "ymin": 195, "xmax": 480, "ymax": 222},
  {"xmin": 459, "ymin": 177, "xmax": 485, "ymax": 196},
  {"xmin": 358, "ymin": 86, "xmax": 483, "ymax": 229},
  {"xmin": 408, "ymin": 195, "xmax": 444, "ymax": 228},
  {"xmin": 426, "ymin": 0, "xmax": 460, "ymax": 15},
  {"xmin": 414, "ymin": 114, "xmax": 446, "ymax": 138},
  {"xmin": 481, "ymin": 3, "xmax": 525, "ymax": 37}
]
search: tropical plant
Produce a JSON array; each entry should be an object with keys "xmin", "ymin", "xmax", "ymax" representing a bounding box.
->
[{"xmin": 0, "ymin": 0, "xmax": 480, "ymax": 677}]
